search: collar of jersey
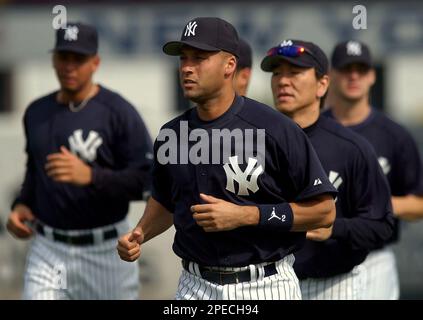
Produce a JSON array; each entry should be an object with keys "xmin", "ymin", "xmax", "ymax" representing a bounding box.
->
[
  {"xmin": 324, "ymin": 106, "xmax": 377, "ymax": 131},
  {"xmin": 186, "ymin": 95, "xmax": 244, "ymax": 129},
  {"xmin": 303, "ymin": 115, "xmax": 323, "ymax": 135},
  {"xmin": 345, "ymin": 107, "xmax": 377, "ymax": 131}
]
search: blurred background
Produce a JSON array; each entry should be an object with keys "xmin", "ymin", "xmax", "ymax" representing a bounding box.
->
[{"xmin": 0, "ymin": 0, "xmax": 422, "ymax": 299}]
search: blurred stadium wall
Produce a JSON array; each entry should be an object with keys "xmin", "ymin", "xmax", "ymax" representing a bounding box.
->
[{"xmin": 0, "ymin": 0, "xmax": 422, "ymax": 299}]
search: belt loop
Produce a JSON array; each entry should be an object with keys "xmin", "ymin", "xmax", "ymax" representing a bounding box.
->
[
  {"xmin": 43, "ymin": 225, "xmax": 54, "ymax": 241},
  {"xmin": 287, "ymin": 253, "xmax": 295, "ymax": 266},
  {"xmin": 256, "ymin": 264, "xmax": 264, "ymax": 281},
  {"xmin": 114, "ymin": 218, "xmax": 129, "ymax": 237},
  {"xmin": 188, "ymin": 261, "xmax": 196, "ymax": 275},
  {"xmin": 92, "ymin": 229, "xmax": 103, "ymax": 245},
  {"xmin": 249, "ymin": 264, "xmax": 257, "ymax": 282},
  {"xmin": 193, "ymin": 262, "xmax": 201, "ymax": 277}
]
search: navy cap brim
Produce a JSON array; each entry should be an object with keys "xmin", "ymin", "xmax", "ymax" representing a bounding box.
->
[
  {"xmin": 163, "ymin": 40, "xmax": 221, "ymax": 56},
  {"xmin": 50, "ymin": 45, "xmax": 97, "ymax": 56},
  {"xmin": 261, "ymin": 55, "xmax": 315, "ymax": 72},
  {"xmin": 332, "ymin": 56, "xmax": 372, "ymax": 69}
]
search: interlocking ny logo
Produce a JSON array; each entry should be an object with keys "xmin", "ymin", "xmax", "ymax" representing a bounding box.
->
[
  {"xmin": 64, "ymin": 26, "xmax": 79, "ymax": 41},
  {"xmin": 223, "ymin": 156, "xmax": 263, "ymax": 196},
  {"xmin": 68, "ymin": 129, "xmax": 103, "ymax": 162},
  {"xmin": 346, "ymin": 41, "xmax": 362, "ymax": 56},
  {"xmin": 184, "ymin": 21, "xmax": 198, "ymax": 37},
  {"xmin": 280, "ymin": 40, "xmax": 293, "ymax": 47}
]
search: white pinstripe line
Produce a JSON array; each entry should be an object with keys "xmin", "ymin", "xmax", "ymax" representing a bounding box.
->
[
  {"xmin": 199, "ymin": 277, "xmax": 206, "ymax": 300},
  {"xmin": 188, "ymin": 273, "xmax": 200, "ymax": 300},
  {"xmin": 185, "ymin": 273, "xmax": 195, "ymax": 300},
  {"xmin": 191, "ymin": 272, "xmax": 202, "ymax": 300},
  {"xmin": 211, "ymin": 282, "xmax": 218, "ymax": 300},
  {"xmin": 285, "ymin": 255, "xmax": 300, "ymax": 299},
  {"xmin": 226, "ymin": 284, "xmax": 232, "ymax": 300},
  {"xmin": 180, "ymin": 271, "xmax": 192, "ymax": 299},
  {"xmin": 329, "ymin": 277, "xmax": 334, "ymax": 299},
  {"xmin": 248, "ymin": 278, "xmax": 253, "ymax": 300},
  {"xmin": 180, "ymin": 271, "xmax": 191, "ymax": 299},
  {"xmin": 280, "ymin": 262, "xmax": 288, "ymax": 299},
  {"xmin": 309, "ymin": 279, "xmax": 314, "ymax": 300},
  {"xmin": 205, "ymin": 278, "xmax": 213, "ymax": 300}
]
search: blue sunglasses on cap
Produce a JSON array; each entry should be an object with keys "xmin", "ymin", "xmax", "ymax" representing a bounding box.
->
[{"xmin": 266, "ymin": 45, "xmax": 313, "ymax": 58}]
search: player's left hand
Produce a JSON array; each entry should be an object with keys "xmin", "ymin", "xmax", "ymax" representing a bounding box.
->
[
  {"xmin": 45, "ymin": 146, "xmax": 92, "ymax": 186},
  {"xmin": 306, "ymin": 224, "xmax": 333, "ymax": 241},
  {"xmin": 191, "ymin": 193, "xmax": 258, "ymax": 232}
]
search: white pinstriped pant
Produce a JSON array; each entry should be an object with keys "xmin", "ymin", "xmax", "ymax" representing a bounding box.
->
[
  {"xmin": 175, "ymin": 254, "xmax": 301, "ymax": 300},
  {"xmin": 360, "ymin": 247, "xmax": 399, "ymax": 300},
  {"xmin": 22, "ymin": 219, "xmax": 139, "ymax": 300},
  {"xmin": 299, "ymin": 264, "xmax": 367, "ymax": 300}
]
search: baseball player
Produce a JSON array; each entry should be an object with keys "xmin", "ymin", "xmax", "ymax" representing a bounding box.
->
[
  {"xmin": 6, "ymin": 22, "xmax": 153, "ymax": 299},
  {"xmin": 324, "ymin": 40, "xmax": 423, "ymax": 299},
  {"xmin": 260, "ymin": 39, "xmax": 394, "ymax": 299},
  {"xmin": 233, "ymin": 38, "xmax": 253, "ymax": 96},
  {"xmin": 117, "ymin": 17, "xmax": 338, "ymax": 300}
]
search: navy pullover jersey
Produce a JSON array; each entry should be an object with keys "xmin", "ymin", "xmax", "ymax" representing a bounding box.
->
[
  {"xmin": 152, "ymin": 95, "xmax": 337, "ymax": 267},
  {"xmin": 14, "ymin": 85, "xmax": 153, "ymax": 230},
  {"xmin": 324, "ymin": 108, "xmax": 423, "ymax": 242},
  {"xmin": 293, "ymin": 116, "xmax": 394, "ymax": 279}
]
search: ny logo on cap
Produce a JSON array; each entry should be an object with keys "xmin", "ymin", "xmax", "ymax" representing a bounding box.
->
[
  {"xmin": 64, "ymin": 26, "xmax": 79, "ymax": 41},
  {"xmin": 346, "ymin": 41, "xmax": 362, "ymax": 56},
  {"xmin": 184, "ymin": 21, "xmax": 198, "ymax": 37},
  {"xmin": 280, "ymin": 40, "xmax": 293, "ymax": 47}
]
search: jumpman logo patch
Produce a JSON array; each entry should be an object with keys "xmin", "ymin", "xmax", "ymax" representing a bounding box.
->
[{"xmin": 268, "ymin": 207, "xmax": 286, "ymax": 222}]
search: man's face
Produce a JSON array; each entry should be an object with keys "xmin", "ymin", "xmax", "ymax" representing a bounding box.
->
[
  {"xmin": 330, "ymin": 63, "xmax": 375, "ymax": 102},
  {"xmin": 271, "ymin": 61, "xmax": 328, "ymax": 116},
  {"xmin": 53, "ymin": 51, "xmax": 99, "ymax": 93},
  {"xmin": 179, "ymin": 46, "xmax": 235, "ymax": 103}
]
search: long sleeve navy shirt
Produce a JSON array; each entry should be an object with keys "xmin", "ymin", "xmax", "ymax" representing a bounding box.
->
[
  {"xmin": 324, "ymin": 108, "xmax": 423, "ymax": 242},
  {"xmin": 294, "ymin": 116, "xmax": 394, "ymax": 279},
  {"xmin": 13, "ymin": 85, "xmax": 153, "ymax": 230}
]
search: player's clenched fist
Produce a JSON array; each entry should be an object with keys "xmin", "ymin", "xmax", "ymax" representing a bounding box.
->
[
  {"xmin": 117, "ymin": 226, "xmax": 144, "ymax": 262},
  {"xmin": 7, "ymin": 204, "xmax": 35, "ymax": 240}
]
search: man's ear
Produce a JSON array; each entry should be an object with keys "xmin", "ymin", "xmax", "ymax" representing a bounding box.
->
[
  {"xmin": 224, "ymin": 54, "xmax": 237, "ymax": 78},
  {"xmin": 91, "ymin": 54, "xmax": 101, "ymax": 73},
  {"xmin": 368, "ymin": 68, "xmax": 376, "ymax": 87},
  {"xmin": 317, "ymin": 74, "xmax": 330, "ymax": 98}
]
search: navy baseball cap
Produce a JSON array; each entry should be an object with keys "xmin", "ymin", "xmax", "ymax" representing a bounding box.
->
[
  {"xmin": 52, "ymin": 22, "xmax": 98, "ymax": 55},
  {"xmin": 237, "ymin": 38, "xmax": 253, "ymax": 69},
  {"xmin": 163, "ymin": 17, "xmax": 240, "ymax": 58},
  {"xmin": 261, "ymin": 39, "xmax": 328, "ymax": 76},
  {"xmin": 331, "ymin": 40, "xmax": 372, "ymax": 69}
]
